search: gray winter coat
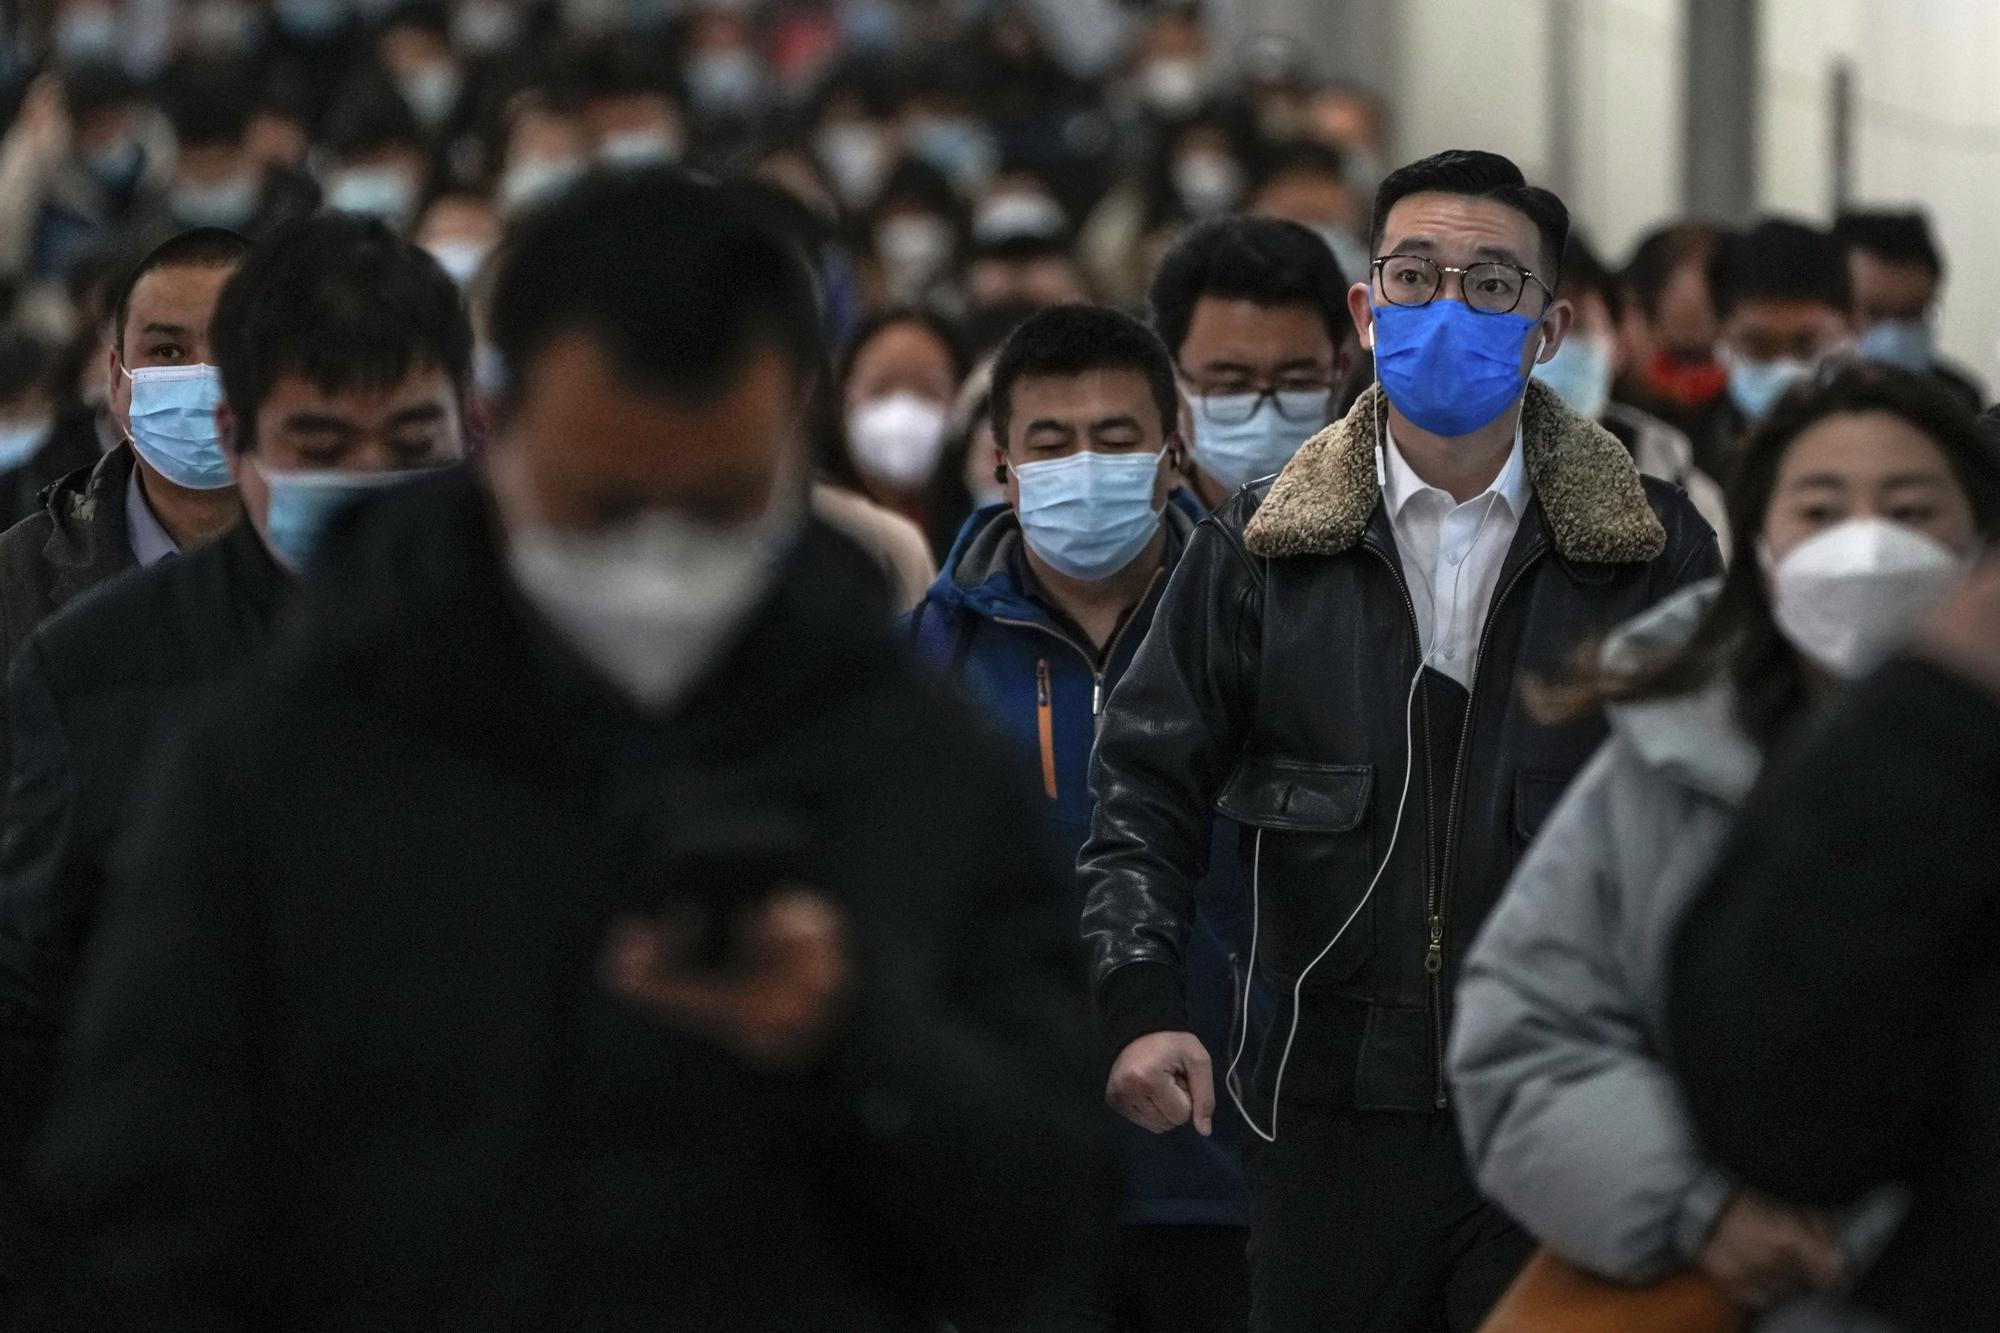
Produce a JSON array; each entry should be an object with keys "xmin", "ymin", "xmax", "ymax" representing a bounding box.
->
[{"xmin": 1449, "ymin": 582, "xmax": 1902, "ymax": 1327}]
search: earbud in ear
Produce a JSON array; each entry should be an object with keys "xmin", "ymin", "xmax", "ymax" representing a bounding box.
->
[
  {"xmin": 993, "ymin": 463, "xmax": 1008, "ymax": 484},
  {"xmin": 1364, "ymin": 325, "xmax": 1375, "ymax": 351}
]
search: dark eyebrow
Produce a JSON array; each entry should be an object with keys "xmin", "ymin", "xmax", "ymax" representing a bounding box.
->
[
  {"xmin": 1191, "ymin": 359, "xmax": 1258, "ymax": 377},
  {"xmin": 1024, "ymin": 417, "xmax": 1076, "ymax": 436},
  {"xmin": 385, "ymin": 403, "xmax": 446, "ymax": 429},
  {"xmin": 139, "ymin": 322, "xmax": 190, "ymax": 338},
  {"xmin": 1473, "ymin": 243, "xmax": 1531, "ymax": 267},
  {"xmin": 1088, "ymin": 414, "xmax": 1144, "ymax": 434},
  {"xmin": 1387, "ymin": 236, "xmax": 1438, "ymax": 254},
  {"xmin": 280, "ymin": 412, "xmax": 359, "ymax": 434}
]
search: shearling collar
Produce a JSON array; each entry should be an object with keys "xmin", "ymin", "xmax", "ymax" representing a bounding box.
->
[{"xmin": 1244, "ymin": 379, "xmax": 1668, "ymax": 565}]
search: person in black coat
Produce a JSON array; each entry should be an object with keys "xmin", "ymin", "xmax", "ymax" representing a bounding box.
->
[
  {"xmin": 1668, "ymin": 562, "xmax": 2000, "ymax": 1333},
  {"xmin": 0, "ymin": 213, "xmax": 474, "ymax": 1315},
  {"xmin": 32, "ymin": 168, "xmax": 1107, "ymax": 1329}
]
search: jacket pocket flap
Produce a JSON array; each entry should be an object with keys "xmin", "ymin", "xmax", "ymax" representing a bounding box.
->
[
  {"xmin": 1215, "ymin": 758, "xmax": 1373, "ymax": 833},
  {"xmin": 1513, "ymin": 771, "xmax": 1570, "ymax": 843}
]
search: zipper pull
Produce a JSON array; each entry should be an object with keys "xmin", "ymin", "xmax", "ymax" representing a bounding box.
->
[
  {"xmin": 1091, "ymin": 675, "xmax": 1104, "ymax": 716},
  {"xmin": 1424, "ymin": 914, "xmax": 1444, "ymax": 975}
]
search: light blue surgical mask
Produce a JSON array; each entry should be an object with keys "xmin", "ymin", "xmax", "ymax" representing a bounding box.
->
[
  {"xmin": 1531, "ymin": 331, "xmax": 1614, "ymax": 421},
  {"xmin": 1192, "ymin": 393, "xmax": 1325, "ymax": 491},
  {"xmin": 257, "ymin": 463, "xmax": 436, "ymax": 570},
  {"xmin": 327, "ymin": 166, "xmax": 417, "ymax": 225},
  {"xmin": 171, "ymin": 172, "xmax": 260, "ymax": 229},
  {"xmin": 1727, "ymin": 355, "xmax": 1811, "ymax": 420},
  {"xmin": 1371, "ymin": 301, "xmax": 1542, "ymax": 437},
  {"xmin": 1013, "ymin": 447, "xmax": 1166, "ymax": 581},
  {"xmin": 0, "ymin": 416, "xmax": 50, "ymax": 472},
  {"xmin": 1856, "ymin": 320, "xmax": 1936, "ymax": 373},
  {"xmin": 124, "ymin": 363, "xmax": 233, "ymax": 491},
  {"xmin": 909, "ymin": 116, "xmax": 998, "ymax": 192}
]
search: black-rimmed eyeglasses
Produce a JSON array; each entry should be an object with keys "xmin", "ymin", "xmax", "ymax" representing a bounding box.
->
[{"xmin": 1371, "ymin": 254, "xmax": 1555, "ymax": 315}]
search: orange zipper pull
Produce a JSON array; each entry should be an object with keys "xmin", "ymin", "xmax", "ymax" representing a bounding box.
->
[{"xmin": 1036, "ymin": 659, "xmax": 1057, "ymax": 799}]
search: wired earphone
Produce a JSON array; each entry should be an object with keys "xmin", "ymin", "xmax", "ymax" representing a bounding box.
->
[{"xmin": 1222, "ymin": 316, "xmax": 1543, "ymax": 1144}]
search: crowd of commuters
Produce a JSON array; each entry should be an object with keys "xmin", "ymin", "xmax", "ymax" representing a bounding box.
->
[{"xmin": 0, "ymin": 2, "xmax": 1990, "ymax": 1331}]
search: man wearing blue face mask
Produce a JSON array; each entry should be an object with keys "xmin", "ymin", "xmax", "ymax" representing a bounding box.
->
[
  {"xmin": 1690, "ymin": 219, "xmax": 1853, "ymax": 479},
  {"xmin": 1149, "ymin": 215, "xmax": 1355, "ymax": 512},
  {"xmin": 1081, "ymin": 149, "xmax": 1721, "ymax": 1331},
  {"xmin": 0, "ymin": 215, "xmax": 470, "ymax": 1313},
  {"xmin": 1836, "ymin": 208, "xmax": 1986, "ymax": 412},
  {"xmin": 0, "ymin": 227, "xmax": 251, "ymax": 793},
  {"xmin": 909, "ymin": 304, "xmax": 1250, "ymax": 1331}
]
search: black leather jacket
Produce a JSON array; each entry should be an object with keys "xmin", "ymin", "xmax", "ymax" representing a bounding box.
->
[{"xmin": 1081, "ymin": 381, "xmax": 1722, "ymax": 1114}]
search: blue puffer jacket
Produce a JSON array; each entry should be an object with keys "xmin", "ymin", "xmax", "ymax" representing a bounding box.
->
[{"xmin": 907, "ymin": 501, "xmax": 1252, "ymax": 1228}]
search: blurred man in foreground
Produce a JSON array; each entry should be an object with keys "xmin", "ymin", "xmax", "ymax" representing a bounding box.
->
[{"xmin": 34, "ymin": 169, "xmax": 1105, "ymax": 1328}]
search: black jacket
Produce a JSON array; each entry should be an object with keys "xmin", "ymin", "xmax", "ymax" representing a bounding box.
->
[
  {"xmin": 32, "ymin": 471, "xmax": 1108, "ymax": 1329},
  {"xmin": 1669, "ymin": 656, "xmax": 2000, "ymax": 1333},
  {"xmin": 0, "ymin": 517, "xmax": 287, "ymax": 1311},
  {"xmin": 0, "ymin": 405, "xmax": 105, "ymax": 531},
  {"xmin": 1081, "ymin": 381, "xmax": 1721, "ymax": 1114},
  {"xmin": 0, "ymin": 446, "xmax": 144, "ymax": 800}
]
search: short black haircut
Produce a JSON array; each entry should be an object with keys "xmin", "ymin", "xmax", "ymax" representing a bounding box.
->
[
  {"xmin": 1620, "ymin": 221, "xmax": 1719, "ymax": 321},
  {"xmin": 838, "ymin": 307, "xmax": 969, "ymax": 394},
  {"xmin": 489, "ymin": 167, "xmax": 822, "ymax": 405},
  {"xmin": 162, "ymin": 60, "xmax": 254, "ymax": 150},
  {"xmin": 989, "ymin": 304, "xmax": 1179, "ymax": 444},
  {"xmin": 209, "ymin": 213, "xmax": 471, "ymax": 449},
  {"xmin": 1369, "ymin": 149, "xmax": 1569, "ymax": 281},
  {"xmin": 1835, "ymin": 209, "xmax": 1943, "ymax": 279},
  {"xmin": 1557, "ymin": 229, "xmax": 1621, "ymax": 323},
  {"xmin": 1148, "ymin": 215, "xmax": 1351, "ymax": 361},
  {"xmin": 323, "ymin": 78, "xmax": 425, "ymax": 159},
  {"xmin": 1709, "ymin": 218, "xmax": 1850, "ymax": 319},
  {"xmin": 60, "ymin": 61, "xmax": 139, "ymax": 125},
  {"xmin": 378, "ymin": 0, "xmax": 451, "ymax": 41},
  {"xmin": 111, "ymin": 227, "xmax": 254, "ymax": 355},
  {"xmin": 1248, "ymin": 140, "xmax": 1348, "ymax": 197}
]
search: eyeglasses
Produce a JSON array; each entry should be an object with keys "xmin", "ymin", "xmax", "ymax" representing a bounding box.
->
[
  {"xmin": 1188, "ymin": 383, "xmax": 1334, "ymax": 427},
  {"xmin": 1372, "ymin": 254, "xmax": 1555, "ymax": 315}
]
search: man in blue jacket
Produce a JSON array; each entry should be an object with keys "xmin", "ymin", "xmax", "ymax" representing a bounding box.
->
[{"xmin": 909, "ymin": 303, "xmax": 1251, "ymax": 1331}]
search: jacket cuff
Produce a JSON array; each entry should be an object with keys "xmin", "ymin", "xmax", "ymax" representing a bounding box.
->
[
  {"xmin": 1672, "ymin": 1167, "xmax": 1735, "ymax": 1262},
  {"xmin": 1097, "ymin": 960, "xmax": 1189, "ymax": 1059}
]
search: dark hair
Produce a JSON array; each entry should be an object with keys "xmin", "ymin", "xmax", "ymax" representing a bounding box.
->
[
  {"xmin": 1620, "ymin": 221, "xmax": 1720, "ymax": 322},
  {"xmin": 1148, "ymin": 215, "xmax": 1351, "ymax": 361},
  {"xmin": 1248, "ymin": 139, "xmax": 1348, "ymax": 197},
  {"xmin": 1369, "ymin": 149, "xmax": 1569, "ymax": 279},
  {"xmin": 111, "ymin": 227, "xmax": 254, "ymax": 355},
  {"xmin": 837, "ymin": 307, "xmax": 969, "ymax": 396},
  {"xmin": 209, "ymin": 213, "xmax": 471, "ymax": 449},
  {"xmin": 1556, "ymin": 362, "xmax": 2000, "ymax": 749},
  {"xmin": 989, "ymin": 304, "xmax": 1179, "ymax": 444},
  {"xmin": 0, "ymin": 330, "xmax": 55, "ymax": 405},
  {"xmin": 1834, "ymin": 209, "xmax": 1943, "ymax": 280},
  {"xmin": 162, "ymin": 60, "xmax": 255, "ymax": 149},
  {"xmin": 323, "ymin": 78, "xmax": 425, "ymax": 159},
  {"xmin": 1558, "ymin": 229, "xmax": 1623, "ymax": 324},
  {"xmin": 377, "ymin": 0, "xmax": 452, "ymax": 42},
  {"xmin": 59, "ymin": 61, "xmax": 139, "ymax": 124},
  {"xmin": 570, "ymin": 37, "xmax": 681, "ymax": 105},
  {"xmin": 1709, "ymin": 218, "xmax": 1850, "ymax": 320},
  {"xmin": 490, "ymin": 167, "xmax": 822, "ymax": 405}
]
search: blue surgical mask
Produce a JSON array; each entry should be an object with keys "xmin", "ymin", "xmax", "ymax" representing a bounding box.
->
[
  {"xmin": 257, "ymin": 462, "xmax": 433, "ymax": 570},
  {"xmin": 124, "ymin": 363, "xmax": 233, "ymax": 491},
  {"xmin": 1531, "ymin": 332, "xmax": 1614, "ymax": 421},
  {"xmin": 1857, "ymin": 320, "xmax": 1936, "ymax": 372},
  {"xmin": 1371, "ymin": 301, "xmax": 1542, "ymax": 437},
  {"xmin": 909, "ymin": 116, "xmax": 998, "ymax": 192},
  {"xmin": 1727, "ymin": 355, "xmax": 1810, "ymax": 420},
  {"xmin": 171, "ymin": 171, "xmax": 260, "ymax": 229},
  {"xmin": 1192, "ymin": 393, "xmax": 1325, "ymax": 491},
  {"xmin": 1013, "ymin": 448, "xmax": 1166, "ymax": 581},
  {"xmin": 0, "ymin": 416, "xmax": 50, "ymax": 472},
  {"xmin": 327, "ymin": 166, "xmax": 417, "ymax": 225}
]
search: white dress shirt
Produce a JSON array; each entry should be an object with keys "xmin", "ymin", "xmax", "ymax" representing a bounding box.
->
[{"xmin": 1379, "ymin": 427, "xmax": 1528, "ymax": 690}]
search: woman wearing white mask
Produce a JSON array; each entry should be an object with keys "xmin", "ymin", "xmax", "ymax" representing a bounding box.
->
[
  {"xmin": 1450, "ymin": 363, "xmax": 2000, "ymax": 1324},
  {"xmin": 836, "ymin": 307, "xmax": 968, "ymax": 518}
]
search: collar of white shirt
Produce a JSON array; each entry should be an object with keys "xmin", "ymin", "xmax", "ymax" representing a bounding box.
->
[{"xmin": 1380, "ymin": 422, "xmax": 1529, "ymax": 523}]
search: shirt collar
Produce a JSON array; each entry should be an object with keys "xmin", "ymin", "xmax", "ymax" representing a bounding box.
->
[
  {"xmin": 1380, "ymin": 420, "xmax": 1529, "ymax": 521},
  {"xmin": 124, "ymin": 465, "xmax": 180, "ymax": 567}
]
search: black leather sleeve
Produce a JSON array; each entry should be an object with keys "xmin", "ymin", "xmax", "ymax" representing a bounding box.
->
[{"xmin": 1080, "ymin": 503, "xmax": 1263, "ymax": 1056}]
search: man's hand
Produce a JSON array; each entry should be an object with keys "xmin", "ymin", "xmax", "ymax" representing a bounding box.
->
[
  {"xmin": 1916, "ymin": 556, "xmax": 2000, "ymax": 702},
  {"xmin": 1696, "ymin": 1192, "xmax": 1846, "ymax": 1309},
  {"xmin": 1106, "ymin": 1031, "xmax": 1214, "ymax": 1136},
  {"xmin": 602, "ymin": 889, "xmax": 850, "ymax": 1072}
]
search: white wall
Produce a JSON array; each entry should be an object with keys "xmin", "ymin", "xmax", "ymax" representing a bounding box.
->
[{"xmin": 1757, "ymin": 0, "xmax": 2000, "ymax": 382}]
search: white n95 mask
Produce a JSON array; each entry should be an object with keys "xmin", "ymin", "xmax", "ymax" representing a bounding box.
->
[
  {"xmin": 509, "ymin": 502, "xmax": 800, "ymax": 709},
  {"xmin": 1762, "ymin": 517, "xmax": 1972, "ymax": 680}
]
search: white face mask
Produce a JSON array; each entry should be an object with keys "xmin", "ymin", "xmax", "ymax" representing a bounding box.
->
[
  {"xmin": 847, "ymin": 393, "xmax": 949, "ymax": 490},
  {"xmin": 1171, "ymin": 152, "xmax": 1243, "ymax": 217},
  {"xmin": 1137, "ymin": 58, "xmax": 1207, "ymax": 119},
  {"xmin": 500, "ymin": 156, "xmax": 585, "ymax": 214},
  {"xmin": 1761, "ymin": 516, "xmax": 1973, "ymax": 680},
  {"xmin": 424, "ymin": 237, "xmax": 490, "ymax": 288},
  {"xmin": 508, "ymin": 501, "xmax": 801, "ymax": 710},
  {"xmin": 814, "ymin": 122, "xmax": 890, "ymax": 209},
  {"xmin": 875, "ymin": 215, "xmax": 954, "ymax": 300}
]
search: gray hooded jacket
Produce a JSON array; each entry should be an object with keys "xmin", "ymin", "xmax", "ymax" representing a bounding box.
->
[{"xmin": 1449, "ymin": 582, "xmax": 1902, "ymax": 1328}]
